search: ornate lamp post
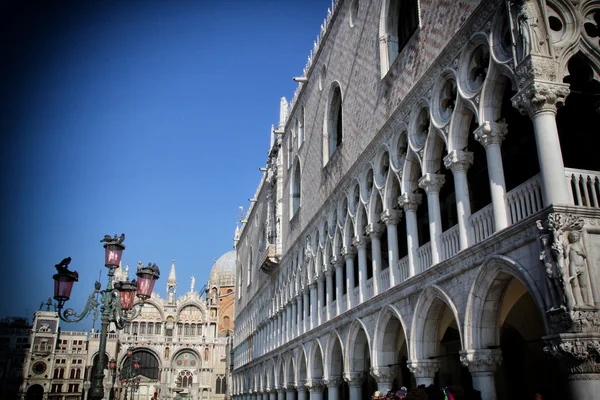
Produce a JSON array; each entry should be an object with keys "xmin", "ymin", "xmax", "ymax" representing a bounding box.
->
[
  {"xmin": 52, "ymin": 234, "xmax": 160, "ymax": 400},
  {"xmin": 119, "ymin": 347, "xmax": 141, "ymax": 400}
]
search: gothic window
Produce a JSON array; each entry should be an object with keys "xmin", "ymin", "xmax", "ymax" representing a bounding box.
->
[
  {"xmin": 297, "ymin": 107, "xmax": 305, "ymax": 147},
  {"xmin": 147, "ymin": 322, "xmax": 154, "ymax": 334},
  {"xmin": 177, "ymin": 370, "xmax": 193, "ymax": 388},
  {"xmin": 177, "ymin": 323, "xmax": 183, "ymax": 336},
  {"xmin": 76, "ymin": 368, "xmax": 81, "ymax": 379},
  {"xmin": 140, "ymin": 322, "xmax": 146, "ymax": 335},
  {"xmin": 124, "ymin": 323, "xmax": 130, "ymax": 334},
  {"xmin": 247, "ymin": 248, "xmax": 253, "ymax": 286},
  {"xmin": 184, "ymin": 323, "xmax": 190, "ymax": 336},
  {"xmin": 291, "ymin": 158, "xmax": 301, "ymax": 218},
  {"xmin": 154, "ymin": 322, "xmax": 161, "ymax": 335},
  {"xmin": 204, "ymin": 348, "xmax": 209, "ymax": 361},
  {"xmin": 70, "ymin": 368, "xmax": 76, "ymax": 379},
  {"xmin": 323, "ymin": 83, "xmax": 343, "ymax": 164},
  {"xmin": 380, "ymin": 0, "xmax": 420, "ymax": 77}
]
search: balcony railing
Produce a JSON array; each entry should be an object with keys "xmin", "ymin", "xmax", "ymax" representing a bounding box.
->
[
  {"xmin": 416, "ymin": 242, "xmax": 432, "ymax": 274},
  {"xmin": 566, "ymin": 168, "xmax": 600, "ymax": 208},
  {"xmin": 506, "ymin": 173, "xmax": 543, "ymax": 224},
  {"xmin": 440, "ymin": 223, "xmax": 460, "ymax": 261},
  {"xmin": 470, "ymin": 203, "xmax": 494, "ymax": 244},
  {"xmin": 259, "ymin": 244, "xmax": 280, "ymax": 274},
  {"xmin": 380, "ymin": 268, "xmax": 390, "ymax": 291},
  {"xmin": 398, "ymin": 256, "xmax": 409, "ymax": 283}
]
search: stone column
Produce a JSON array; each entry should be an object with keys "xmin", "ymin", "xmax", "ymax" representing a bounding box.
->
[
  {"xmin": 269, "ymin": 389, "xmax": 277, "ymax": 400},
  {"xmin": 325, "ymin": 270, "xmax": 333, "ymax": 320},
  {"xmin": 286, "ymin": 303, "xmax": 292, "ymax": 341},
  {"xmin": 325, "ymin": 377, "xmax": 341, "ymax": 400},
  {"xmin": 381, "ymin": 209, "xmax": 403, "ymax": 287},
  {"xmin": 303, "ymin": 289, "xmax": 310, "ymax": 333},
  {"xmin": 276, "ymin": 312, "xmax": 281, "ymax": 347},
  {"xmin": 371, "ymin": 367, "xmax": 396, "ymax": 395},
  {"xmin": 297, "ymin": 291, "xmax": 304, "ymax": 336},
  {"xmin": 400, "ymin": 193, "xmax": 422, "ymax": 276},
  {"xmin": 310, "ymin": 282, "xmax": 318, "ymax": 330},
  {"xmin": 545, "ymin": 334, "xmax": 600, "ymax": 400},
  {"xmin": 344, "ymin": 372, "xmax": 363, "ymax": 400},
  {"xmin": 291, "ymin": 298, "xmax": 297, "ymax": 340},
  {"xmin": 444, "ymin": 150, "xmax": 474, "ymax": 249},
  {"xmin": 407, "ymin": 359, "xmax": 440, "ymax": 387},
  {"xmin": 460, "ymin": 349, "xmax": 502, "ymax": 400},
  {"xmin": 262, "ymin": 391, "xmax": 269, "ymax": 400},
  {"xmin": 418, "ymin": 173, "xmax": 446, "ymax": 264},
  {"xmin": 306, "ymin": 380, "xmax": 324, "ymax": 400},
  {"xmin": 334, "ymin": 258, "xmax": 345, "ymax": 315},
  {"xmin": 297, "ymin": 386, "xmax": 308, "ymax": 400},
  {"xmin": 277, "ymin": 387, "xmax": 286, "ymax": 400},
  {"xmin": 286, "ymin": 387, "xmax": 296, "ymax": 400},
  {"xmin": 474, "ymin": 121, "xmax": 509, "ymax": 231},
  {"xmin": 342, "ymin": 246, "xmax": 357, "ymax": 309},
  {"xmin": 353, "ymin": 236, "xmax": 368, "ymax": 304},
  {"xmin": 512, "ymin": 81, "xmax": 571, "ymax": 205},
  {"xmin": 319, "ymin": 273, "xmax": 327, "ymax": 323},
  {"xmin": 366, "ymin": 223, "xmax": 384, "ymax": 296}
]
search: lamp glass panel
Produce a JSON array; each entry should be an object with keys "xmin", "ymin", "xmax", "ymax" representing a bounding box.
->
[{"xmin": 104, "ymin": 244, "xmax": 124, "ymax": 269}]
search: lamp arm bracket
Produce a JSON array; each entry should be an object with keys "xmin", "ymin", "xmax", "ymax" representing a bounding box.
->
[
  {"xmin": 59, "ymin": 289, "xmax": 102, "ymax": 323},
  {"xmin": 113, "ymin": 295, "xmax": 144, "ymax": 328}
]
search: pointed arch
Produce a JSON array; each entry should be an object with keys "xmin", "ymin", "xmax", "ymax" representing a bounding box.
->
[
  {"xmin": 464, "ymin": 255, "xmax": 548, "ymax": 350},
  {"xmin": 410, "ymin": 285, "xmax": 462, "ymax": 360}
]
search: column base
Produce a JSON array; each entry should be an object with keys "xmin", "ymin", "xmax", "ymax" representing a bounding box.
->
[{"xmin": 568, "ymin": 374, "xmax": 600, "ymax": 400}]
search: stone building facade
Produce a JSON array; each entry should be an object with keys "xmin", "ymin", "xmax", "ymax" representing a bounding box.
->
[
  {"xmin": 19, "ymin": 251, "xmax": 235, "ymax": 400},
  {"xmin": 231, "ymin": 1, "xmax": 600, "ymax": 400},
  {"xmin": 88, "ymin": 254, "xmax": 236, "ymax": 400},
  {"xmin": 1, "ymin": 316, "xmax": 33, "ymax": 400},
  {"xmin": 20, "ymin": 309, "xmax": 88, "ymax": 400}
]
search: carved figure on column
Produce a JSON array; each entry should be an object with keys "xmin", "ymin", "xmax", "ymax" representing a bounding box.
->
[
  {"xmin": 539, "ymin": 233, "xmax": 566, "ymax": 310},
  {"xmin": 510, "ymin": 0, "xmax": 550, "ymax": 61},
  {"xmin": 565, "ymin": 231, "xmax": 593, "ymax": 308}
]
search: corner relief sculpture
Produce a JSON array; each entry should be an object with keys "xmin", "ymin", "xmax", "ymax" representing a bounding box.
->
[
  {"xmin": 537, "ymin": 213, "xmax": 595, "ymax": 316},
  {"xmin": 538, "ymin": 212, "xmax": 600, "ymax": 375}
]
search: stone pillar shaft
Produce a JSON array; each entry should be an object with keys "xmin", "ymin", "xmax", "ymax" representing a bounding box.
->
[{"xmin": 335, "ymin": 263, "xmax": 344, "ymax": 315}]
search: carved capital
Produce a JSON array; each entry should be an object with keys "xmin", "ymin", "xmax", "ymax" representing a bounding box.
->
[
  {"xmin": 352, "ymin": 236, "xmax": 368, "ymax": 249},
  {"xmin": 399, "ymin": 192, "xmax": 422, "ymax": 212},
  {"xmin": 514, "ymin": 55, "xmax": 560, "ymax": 88},
  {"xmin": 418, "ymin": 173, "xmax": 446, "ymax": 194},
  {"xmin": 331, "ymin": 255, "xmax": 345, "ymax": 268},
  {"xmin": 544, "ymin": 334, "xmax": 600, "ymax": 376},
  {"xmin": 512, "ymin": 81, "xmax": 570, "ymax": 117},
  {"xmin": 459, "ymin": 349, "xmax": 502, "ymax": 374},
  {"xmin": 341, "ymin": 246, "xmax": 357, "ymax": 260},
  {"xmin": 381, "ymin": 209, "xmax": 403, "ymax": 226},
  {"xmin": 443, "ymin": 150, "xmax": 474, "ymax": 173},
  {"xmin": 365, "ymin": 223, "xmax": 384, "ymax": 239},
  {"xmin": 407, "ymin": 359, "xmax": 440, "ymax": 378},
  {"xmin": 304, "ymin": 379, "xmax": 324, "ymax": 391},
  {"xmin": 474, "ymin": 121, "xmax": 507, "ymax": 147},
  {"xmin": 370, "ymin": 366, "xmax": 397, "ymax": 383},
  {"xmin": 323, "ymin": 376, "xmax": 343, "ymax": 387},
  {"xmin": 343, "ymin": 371, "xmax": 364, "ymax": 386}
]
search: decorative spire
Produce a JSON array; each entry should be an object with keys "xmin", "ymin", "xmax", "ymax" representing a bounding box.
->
[{"xmin": 168, "ymin": 258, "xmax": 176, "ymax": 285}]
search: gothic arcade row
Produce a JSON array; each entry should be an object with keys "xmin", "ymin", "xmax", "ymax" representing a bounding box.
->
[{"xmin": 232, "ymin": 1, "xmax": 600, "ymax": 400}]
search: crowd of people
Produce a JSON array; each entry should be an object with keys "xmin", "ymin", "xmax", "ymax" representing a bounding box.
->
[{"xmin": 371, "ymin": 385, "xmax": 482, "ymax": 400}]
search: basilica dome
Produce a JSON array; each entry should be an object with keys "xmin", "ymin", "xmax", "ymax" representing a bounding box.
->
[{"xmin": 209, "ymin": 250, "xmax": 236, "ymax": 287}]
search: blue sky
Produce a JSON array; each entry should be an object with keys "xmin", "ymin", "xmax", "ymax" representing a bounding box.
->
[{"xmin": 0, "ymin": 0, "xmax": 330, "ymax": 330}]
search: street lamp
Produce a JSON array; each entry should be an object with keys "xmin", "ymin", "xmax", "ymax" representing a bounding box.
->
[
  {"xmin": 52, "ymin": 234, "xmax": 160, "ymax": 400},
  {"xmin": 119, "ymin": 347, "xmax": 141, "ymax": 400}
]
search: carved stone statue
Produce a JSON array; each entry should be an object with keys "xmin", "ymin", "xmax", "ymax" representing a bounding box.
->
[
  {"xmin": 510, "ymin": 0, "xmax": 550, "ymax": 61},
  {"xmin": 565, "ymin": 231, "xmax": 593, "ymax": 308},
  {"xmin": 539, "ymin": 233, "xmax": 565, "ymax": 310}
]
